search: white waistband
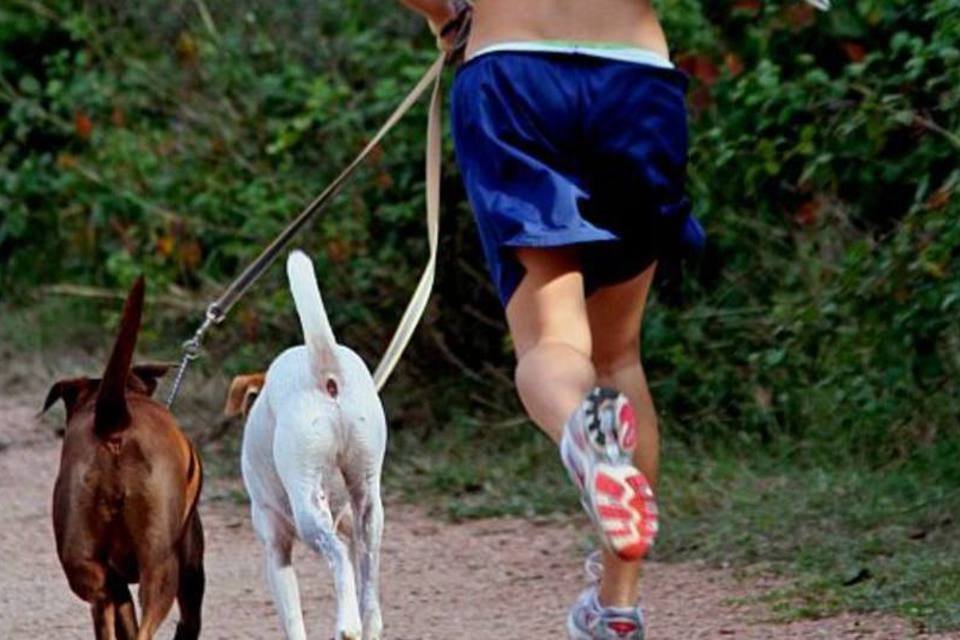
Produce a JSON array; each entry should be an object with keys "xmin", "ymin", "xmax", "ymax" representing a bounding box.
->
[{"xmin": 470, "ymin": 41, "xmax": 674, "ymax": 69}]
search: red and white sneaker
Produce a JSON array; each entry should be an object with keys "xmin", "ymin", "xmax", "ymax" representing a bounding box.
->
[{"xmin": 560, "ymin": 388, "xmax": 658, "ymax": 561}]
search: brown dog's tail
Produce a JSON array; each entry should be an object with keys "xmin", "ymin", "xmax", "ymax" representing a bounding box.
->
[{"xmin": 94, "ymin": 276, "xmax": 145, "ymax": 439}]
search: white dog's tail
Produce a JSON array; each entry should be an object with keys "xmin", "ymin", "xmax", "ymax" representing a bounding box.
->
[{"xmin": 287, "ymin": 250, "xmax": 342, "ymax": 389}]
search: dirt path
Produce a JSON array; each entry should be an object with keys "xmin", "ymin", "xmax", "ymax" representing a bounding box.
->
[{"xmin": 0, "ymin": 395, "xmax": 945, "ymax": 639}]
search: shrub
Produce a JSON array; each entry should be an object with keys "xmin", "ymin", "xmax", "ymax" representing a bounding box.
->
[{"xmin": 1, "ymin": 0, "xmax": 957, "ymax": 464}]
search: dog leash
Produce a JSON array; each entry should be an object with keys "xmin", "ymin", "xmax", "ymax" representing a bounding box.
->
[{"xmin": 165, "ymin": 51, "xmax": 450, "ymax": 408}]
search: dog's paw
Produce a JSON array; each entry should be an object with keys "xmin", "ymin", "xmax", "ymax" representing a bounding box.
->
[{"xmin": 336, "ymin": 621, "xmax": 363, "ymax": 640}]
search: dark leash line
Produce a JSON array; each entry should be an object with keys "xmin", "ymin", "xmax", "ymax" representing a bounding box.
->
[
  {"xmin": 163, "ymin": 57, "xmax": 442, "ymax": 408},
  {"xmin": 165, "ymin": 10, "xmax": 473, "ymax": 409}
]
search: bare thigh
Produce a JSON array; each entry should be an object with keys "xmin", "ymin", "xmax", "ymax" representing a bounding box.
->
[{"xmin": 505, "ymin": 247, "xmax": 591, "ymax": 358}]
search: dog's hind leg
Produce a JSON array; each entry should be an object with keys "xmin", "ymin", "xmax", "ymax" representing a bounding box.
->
[
  {"xmin": 346, "ymin": 473, "xmax": 384, "ymax": 640},
  {"xmin": 293, "ymin": 495, "xmax": 362, "ymax": 640},
  {"xmin": 134, "ymin": 556, "xmax": 179, "ymax": 640},
  {"xmin": 274, "ymin": 414, "xmax": 362, "ymax": 640},
  {"xmin": 288, "ymin": 485, "xmax": 362, "ymax": 640},
  {"xmin": 107, "ymin": 574, "xmax": 138, "ymax": 640},
  {"xmin": 173, "ymin": 512, "xmax": 205, "ymax": 640},
  {"xmin": 61, "ymin": 557, "xmax": 118, "ymax": 640},
  {"xmin": 91, "ymin": 599, "xmax": 118, "ymax": 640},
  {"xmin": 253, "ymin": 505, "xmax": 307, "ymax": 640}
]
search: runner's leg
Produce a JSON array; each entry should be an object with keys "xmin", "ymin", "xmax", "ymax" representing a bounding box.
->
[
  {"xmin": 505, "ymin": 247, "xmax": 596, "ymax": 442},
  {"xmin": 586, "ymin": 263, "xmax": 659, "ymax": 608}
]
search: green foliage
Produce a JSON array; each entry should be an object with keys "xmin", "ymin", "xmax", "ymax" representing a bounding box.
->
[
  {"xmin": 0, "ymin": 0, "xmax": 479, "ymax": 419},
  {"xmin": 646, "ymin": 0, "xmax": 960, "ymax": 461},
  {"xmin": 3, "ymin": 0, "xmax": 957, "ymax": 460}
]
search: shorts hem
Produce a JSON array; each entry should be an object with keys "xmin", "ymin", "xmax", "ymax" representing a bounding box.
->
[
  {"xmin": 501, "ymin": 228, "xmax": 619, "ymax": 249},
  {"xmin": 495, "ymin": 232, "xmax": 625, "ymax": 307}
]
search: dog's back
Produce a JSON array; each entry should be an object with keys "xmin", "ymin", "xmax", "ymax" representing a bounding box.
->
[
  {"xmin": 54, "ymin": 396, "xmax": 201, "ymax": 579},
  {"xmin": 49, "ymin": 279, "xmax": 202, "ymax": 580}
]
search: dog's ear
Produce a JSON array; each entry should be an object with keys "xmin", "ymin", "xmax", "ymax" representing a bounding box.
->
[
  {"xmin": 131, "ymin": 363, "xmax": 174, "ymax": 397},
  {"xmin": 224, "ymin": 373, "xmax": 266, "ymax": 419},
  {"xmin": 42, "ymin": 378, "xmax": 96, "ymax": 417}
]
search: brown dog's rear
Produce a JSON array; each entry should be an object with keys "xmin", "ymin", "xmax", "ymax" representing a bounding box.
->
[{"xmin": 43, "ymin": 278, "xmax": 204, "ymax": 640}]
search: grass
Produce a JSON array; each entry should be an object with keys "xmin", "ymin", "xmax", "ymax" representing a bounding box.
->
[
  {"xmin": 387, "ymin": 409, "xmax": 960, "ymax": 634},
  {"xmin": 658, "ymin": 442, "xmax": 960, "ymax": 633}
]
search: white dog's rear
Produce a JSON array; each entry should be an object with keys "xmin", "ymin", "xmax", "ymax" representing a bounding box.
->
[{"xmin": 239, "ymin": 250, "xmax": 387, "ymax": 640}]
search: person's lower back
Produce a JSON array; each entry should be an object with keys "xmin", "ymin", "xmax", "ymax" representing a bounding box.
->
[{"xmin": 466, "ymin": 0, "xmax": 670, "ymax": 60}]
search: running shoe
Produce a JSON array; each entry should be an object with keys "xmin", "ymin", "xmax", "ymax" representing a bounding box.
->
[
  {"xmin": 560, "ymin": 388, "xmax": 658, "ymax": 560},
  {"xmin": 567, "ymin": 585, "xmax": 645, "ymax": 640}
]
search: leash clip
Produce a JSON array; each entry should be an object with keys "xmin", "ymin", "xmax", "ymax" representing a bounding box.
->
[
  {"xmin": 180, "ymin": 335, "xmax": 203, "ymax": 362},
  {"xmin": 205, "ymin": 303, "xmax": 227, "ymax": 326},
  {"xmin": 165, "ymin": 304, "xmax": 221, "ymax": 408},
  {"xmin": 183, "ymin": 305, "xmax": 220, "ymax": 358}
]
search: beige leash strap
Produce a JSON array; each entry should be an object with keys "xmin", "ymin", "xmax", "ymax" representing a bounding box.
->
[
  {"xmin": 373, "ymin": 54, "xmax": 445, "ymax": 390},
  {"xmin": 166, "ymin": 53, "xmax": 447, "ymax": 407}
]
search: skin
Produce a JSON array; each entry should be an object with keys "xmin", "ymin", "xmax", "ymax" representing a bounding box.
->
[
  {"xmin": 398, "ymin": 0, "xmax": 670, "ymax": 609},
  {"xmin": 400, "ymin": 0, "xmax": 669, "ymax": 57},
  {"xmin": 506, "ymin": 249, "xmax": 657, "ymax": 608}
]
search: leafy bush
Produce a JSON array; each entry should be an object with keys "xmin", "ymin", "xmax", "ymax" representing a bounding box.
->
[
  {"xmin": 649, "ymin": 0, "xmax": 960, "ymax": 461},
  {"xmin": 1, "ymin": 0, "xmax": 957, "ymax": 467}
]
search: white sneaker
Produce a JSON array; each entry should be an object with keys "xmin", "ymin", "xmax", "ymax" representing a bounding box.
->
[
  {"xmin": 567, "ymin": 585, "xmax": 645, "ymax": 639},
  {"xmin": 560, "ymin": 388, "xmax": 658, "ymax": 560}
]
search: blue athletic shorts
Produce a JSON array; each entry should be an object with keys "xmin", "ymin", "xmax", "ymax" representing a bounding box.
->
[{"xmin": 450, "ymin": 50, "xmax": 702, "ymax": 306}]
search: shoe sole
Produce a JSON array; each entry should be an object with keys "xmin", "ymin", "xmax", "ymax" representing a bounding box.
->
[
  {"xmin": 592, "ymin": 463, "xmax": 658, "ymax": 560},
  {"xmin": 568, "ymin": 388, "xmax": 659, "ymax": 561}
]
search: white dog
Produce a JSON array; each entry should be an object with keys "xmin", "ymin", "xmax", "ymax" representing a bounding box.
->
[{"xmin": 225, "ymin": 250, "xmax": 387, "ymax": 640}]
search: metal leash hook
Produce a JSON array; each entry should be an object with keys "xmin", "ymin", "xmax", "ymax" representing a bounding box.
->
[{"xmin": 165, "ymin": 304, "xmax": 225, "ymax": 409}]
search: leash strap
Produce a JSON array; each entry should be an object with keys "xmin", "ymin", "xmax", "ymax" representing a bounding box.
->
[
  {"xmin": 166, "ymin": 53, "xmax": 447, "ymax": 407},
  {"xmin": 372, "ymin": 58, "xmax": 443, "ymax": 390},
  {"xmin": 210, "ymin": 53, "xmax": 445, "ymax": 324}
]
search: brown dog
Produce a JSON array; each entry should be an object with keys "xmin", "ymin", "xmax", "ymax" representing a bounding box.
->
[{"xmin": 42, "ymin": 277, "xmax": 204, "ymax": 640}]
